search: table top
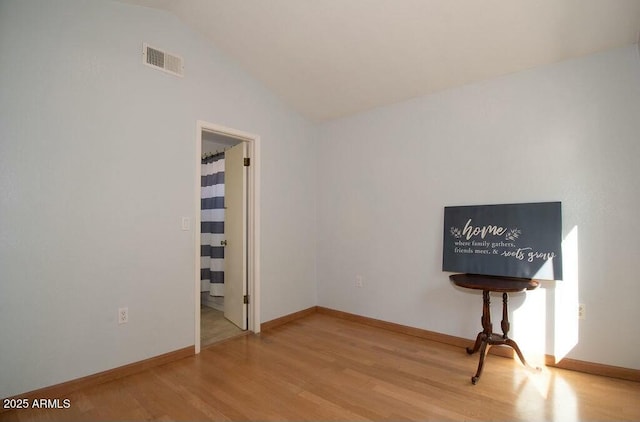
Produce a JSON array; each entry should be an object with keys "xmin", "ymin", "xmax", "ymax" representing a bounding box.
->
[{"xmin": 449, "ymin": 273, "xmax": 539, "ymax": 292}]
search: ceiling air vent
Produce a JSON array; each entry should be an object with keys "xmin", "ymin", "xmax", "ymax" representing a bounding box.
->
[{"xmin": 142, "ymin": 43, "xmax": 184, "ymax": 77}]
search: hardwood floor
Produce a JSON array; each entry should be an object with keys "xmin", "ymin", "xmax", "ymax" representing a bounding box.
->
[{"xmin": 3, "ymin": 313, "xmax": 639, "ymax": 421}]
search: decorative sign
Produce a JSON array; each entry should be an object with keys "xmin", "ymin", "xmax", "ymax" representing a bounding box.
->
[{"xmin": 442, "ymin": 202, "xmax": 562, "ymax": 280}]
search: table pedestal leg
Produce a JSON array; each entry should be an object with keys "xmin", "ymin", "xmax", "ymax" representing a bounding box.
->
[
  {"xmin": 501, "ymin": 292, "xmax": 529, "ymax": 368},
  {"xmin": 467, "ymin": 290, "xmax": 491, "ymax": 355},
  {"xmin": 469, "ymin": 290, "xmax": 492, "ymax": 384},
  {"xmin": 467, "ymin": 290, "xmax": 534, "ymax": 384}
]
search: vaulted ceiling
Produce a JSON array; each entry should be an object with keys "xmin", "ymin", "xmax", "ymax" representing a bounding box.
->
[{"xmin": 122, "ymin": 0, "xmax": 640, "ymax": 122}]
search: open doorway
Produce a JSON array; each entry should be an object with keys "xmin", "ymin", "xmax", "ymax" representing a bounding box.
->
[{"xmin": 195, "ymin": 121, "xmax": 261, "ymax": 353}]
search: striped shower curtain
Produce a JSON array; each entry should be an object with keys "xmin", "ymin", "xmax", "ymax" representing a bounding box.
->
[{"xmin": 201, "ymin": 153, "xmax": 225, "ymax": 296}]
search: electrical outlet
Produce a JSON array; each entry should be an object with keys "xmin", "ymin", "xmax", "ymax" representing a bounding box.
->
[
  {"xmin": 118, "ymin": 307, "xmax": 128, "ymax": 324},
  {"xmin": 355, "ymin": 275, "xmax": 364, "ymax": 288},
  {"xmin": 578, "ymin": 303, "xmax": 585, "ymax": 320}
]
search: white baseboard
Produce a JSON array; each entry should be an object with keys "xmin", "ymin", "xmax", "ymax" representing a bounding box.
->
[{"xmin": 201, "ymin": 293, "xmax": 224, "ymax": 311}]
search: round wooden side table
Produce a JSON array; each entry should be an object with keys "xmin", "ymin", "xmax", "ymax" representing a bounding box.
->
[{"xmin": 450, "ymin": 273, "xmax": 540, "ymax": 384}]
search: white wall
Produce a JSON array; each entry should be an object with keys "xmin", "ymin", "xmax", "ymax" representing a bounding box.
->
[
  {"xmin": 0, "ymin": 0, "xmax": 316, "ymax": 398},
  {"xmin": 316, "ymin": 45, "xmax": 640, "ymax": 369}
]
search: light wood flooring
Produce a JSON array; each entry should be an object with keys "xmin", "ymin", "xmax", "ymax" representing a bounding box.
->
[
  {"xmin": 200, "ymin": 305, "xmax": 245, "ymax": 347},
  {"xmin": 3, "ymin": 313, "xmax": 639, "ymax": 421}
]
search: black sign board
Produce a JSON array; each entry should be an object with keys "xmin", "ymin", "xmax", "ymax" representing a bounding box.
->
[{"xmin": 442, "ymin": 202, "xmax": 562, "ymax": 280}]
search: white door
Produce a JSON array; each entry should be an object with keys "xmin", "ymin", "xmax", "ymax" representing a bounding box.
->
[{"xmin": 224, "ymin": 142, "xmax": 247, "ymax": 329}]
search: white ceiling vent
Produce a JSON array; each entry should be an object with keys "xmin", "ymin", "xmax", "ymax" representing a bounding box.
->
[{"xmin": 142, "ymin": 43, "xmax": 184, "ymax": 77}]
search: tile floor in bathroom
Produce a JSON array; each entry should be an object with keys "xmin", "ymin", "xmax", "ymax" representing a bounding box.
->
[{"xmin": 200, "ymin": 305, "xmax": 245, "ymax": 347}]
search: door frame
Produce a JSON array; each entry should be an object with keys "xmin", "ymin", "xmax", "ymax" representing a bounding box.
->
[{"xmin": 195, "ymin": 120, "xmax": 261, "ymax": 354}]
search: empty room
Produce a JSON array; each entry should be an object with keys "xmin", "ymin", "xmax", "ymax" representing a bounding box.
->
[{"xmin": 1, "ymin": 0, "xmax": 639, "ymax": 420}]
